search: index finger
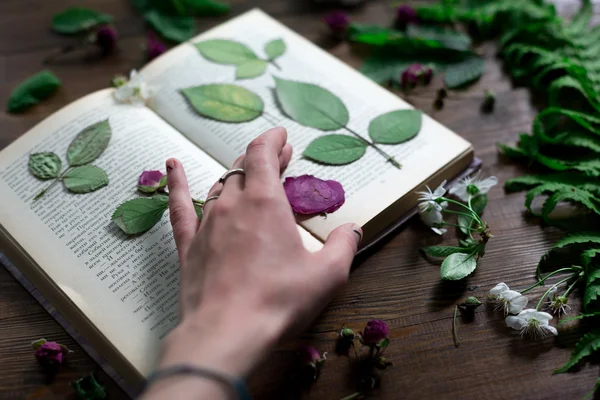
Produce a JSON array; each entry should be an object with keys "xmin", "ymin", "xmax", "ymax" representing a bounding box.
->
[{"xmin": 243, "ymin": 127, "xmax": 287, "ymax": 189}]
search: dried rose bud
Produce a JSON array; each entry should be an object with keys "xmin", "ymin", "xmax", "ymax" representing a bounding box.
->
[
  {"xmin": 360, "ymin": 319, "xmax": 389, "ymax": 345},
  {"xmin": 283, "ymin": 175, "xmax": 345, "ymax": 215},
  {"xmin": 33, "ymin": 340, "xmax": 65, "ymax": 369},
  {"xmin": 395, "ymin": 5, "xmax": 418, "ymax": 30},
  {"xmin": 437, "ymin": 88, "xmax": 448, "ymax": 100},
  {"xmin": 482, "ymin": 89, "xmax": 496, "ymax": 113},
  {"xmin": 374, "ymin": 356, "xmax": 393, "ymax": 370},
  {"xmin": 324, "ymin": 11, "xmax": 350, "ymax": 36},
  {"xmin": 339, "ymin": 327, "xmax": 355, "ymax": 339},
  {"xmin": 94, "ymin": 25, "xmax": 118, "ymax": 55},
  {"xmin": 138, "ymin": 170, "xmax": 167, "ymax": 193},
  {"xmin": 433, "ymin": 98, "xmax": 444, "ymax": 110},
  {"xmin": 401, "ymin": 64, "xmax": 433, "ymax": 89},
  {"xmin": 299, "ymin": 346, "xmax": 327, "ymax": 380},
  {"xmin": 147, "ymin": 30, "xmax": 167, "ymax": 61}
]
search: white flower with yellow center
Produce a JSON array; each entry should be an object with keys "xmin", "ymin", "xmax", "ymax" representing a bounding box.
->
[
  {"xmin": 489, "ymin": 282, "xmax": 528, "ymax": 315},
  {"xmin": 506, "ymin": 309, "xmax": 558, "ymax": 339},
  {"xmin": 450, "ymin": 172, "xmax": 497, "ymax": 202}
]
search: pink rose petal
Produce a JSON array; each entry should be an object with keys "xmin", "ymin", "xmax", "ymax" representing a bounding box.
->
[{"xmin": 283, "ymin": 175, "xmax": 345, "ymax": 215}]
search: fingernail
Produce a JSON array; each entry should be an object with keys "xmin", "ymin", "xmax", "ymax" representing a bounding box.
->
[
  {"xmin": 352, "ymin": 224, "xmax": 363, "ymax": 243},
  {"xmin": 166, "ymin": 159, "xmax": 175, "ymax": 172}
]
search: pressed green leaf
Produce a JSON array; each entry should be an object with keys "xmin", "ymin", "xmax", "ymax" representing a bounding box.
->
[
  {"xmin": 406, "ymin": 24, "xmax": 472, "ymax": 51},
  {"xmin": 63, "ymin": 165, "xmax": 109, "ymax": 193},
  {"xmin": 7, "ymin": 71, "xmax": 61, "ymax": 113},
  {"xmin": 28, "ymin": 152, "xmax": 62, "ymax": 180},
  {"xmin": 444, "ymin": 56, "xmax": 485, "ymax": 89},
  {"xmin": 112, "ymin": 195, "xmax": 169, "ymax": 235},
  {"xmin": 181, "ymin": 84, "xmax": 264, "ymax": 122},
  {"xmin": 235, "ymin": 59, "xmax": 268, "ymax": 80},
  {"xmin": 440, "ymin": 252, "xmax": 477, "ymax": 280},
  {"xmin": 421, "ymin": 245, "xmax": 472, "ymax": 258},
  {"xmin": 193, "ymin": 202, "xmax": 203, "ymax": 220},
  {"xmin": 368, "ymin": 110, "xmax": 422, "ymax": 144},
  {"xmin": 554, "ymin": 331, "xmax": 600, "ymax": 374},
  {"xmin": 195, "ymin": 39, "xmax": 258, "ymax": 64},
  {"xmin": 303, "ymin": 135, "xmax": 367, "ymax": 165},
  {"xmin": 51, "ymin": 8, "xmax": 113, "ymax": 35},
  {"xmin": 67, "ymin": 120, "xmax": 112, "ymax": 166},
  {"xmin": 183, "ymin": 0, "xmax": 230, "ymax": 16},
  {"xmin": 265, "ymin": 38, "xmax": 286, "ymax": 60},
  {"xmin": 144, "ymin": 10, "xmax": 195, "ymax": 43},
  {"xmin": 274, "ymin": 77, "xmax": 349, "ymax": 130}
]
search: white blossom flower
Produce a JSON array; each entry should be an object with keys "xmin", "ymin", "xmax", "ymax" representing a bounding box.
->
[
  {"xmin": 449, "ymin": 172, "xmax": 498, "ymax": 202},
  {"xmin": 113, "ymin": 70, "xmax": 150, "ymax": 106},
  {"xmin": 419, "ymin": 206, "xmax": 446, "ymax": 235},
  {"xmin": 417, "ymin": 180, "xmax": 447, "ymax": 212},
  {"xmin": 505, "ymin": 309, "xmax": 558, "ymax": 338},
  {"xmin": 488, "ymin": 282, "xmax": 528, "ymax": 315},
  {"xmin": 549, "ymin": 294, "xmax": 571, "ymax": 316}
]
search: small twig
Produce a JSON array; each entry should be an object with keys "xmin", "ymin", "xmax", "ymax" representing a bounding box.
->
[
  {"xmin": 452, "ymin": 305, "xmax": 460, "ymax": 348},
  {"xmin": 33, "ymin": 167, "xmax": 72, "ymax": 200},
  {"xmin": 343, "ymin": 125, "xmax": 402, "ymax": 168}
]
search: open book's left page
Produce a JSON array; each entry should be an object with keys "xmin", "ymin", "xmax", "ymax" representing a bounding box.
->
[{"xmin": 0, "ymin": 90, "xmax": 226, "ymax": 377}]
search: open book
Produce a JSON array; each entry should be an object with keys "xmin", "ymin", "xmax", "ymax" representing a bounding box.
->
[{"xmin": 0, "ymin": 9, "xmax": 473, "ymax": 392}]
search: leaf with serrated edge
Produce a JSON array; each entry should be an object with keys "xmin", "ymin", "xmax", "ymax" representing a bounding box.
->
[
  {"xmin": 440, "ymin": 252, "xmax": 477, "ymax": 280},
  {"xmin": 63, "ymin": 165, "xmax": 108, "ymax": 193},
  {"xmin": 112, "ymin": 195, "xmax": 169, "ymax": 235},
  {"xmin": 67, "ymin": 120, "xmax": 111, "ymax": 166},
  {"xmin": 274, "ymin": 77, "xmax": 349, "ymax": 130},
  {"xmin": 29, "ymin": 152, "xmax": 62, "ymax": 180},
  {"xmin": 368, "ymin": 110, "xmax": 422, "ymax": 144},
  {"xmin": 195, "ymin": 39, "xmax": 258, "ymax": 65},
  {"xmin": 181, "ymin": 84, "xmax": 264, "ymax": 122},
  {"xmin": 444, "ymin": 56, "xmax": 484, "ymax": 89},
  {"xmin": 554, "ymin": 331, "xmax": 600, "ymax": 374},
  {"xmin": 235, "ymin": 60, "xmax": 268, "ymax": 80},
  {"xmin": 7, "ymin": 71, "xmax": 61, "ymax": 113},
  {"xmin": 421, "ymin": 246, "xmax": 472, "ymax": 258},
  {"xmin": 303, "ymin": 135, "xmax": 367, "ymax": 165},
  {"xmin": 265, "ymin": 39, "xmax": 286, "ymax": 60}
]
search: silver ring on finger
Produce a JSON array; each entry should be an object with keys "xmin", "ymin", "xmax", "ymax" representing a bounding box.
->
[
  {"xmin": 218, "ymin": 168, "xmax": 245, "ymax": 184},
  {"xmin": 202, "ymin": 195, "xmax": 219, "ymax": 210}
]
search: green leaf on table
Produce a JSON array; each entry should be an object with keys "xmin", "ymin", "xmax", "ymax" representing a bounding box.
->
[
  {"xmin": 181, "ymin": 84, "xmax": 264, "ymax": 122},
  {"xmin": 523, "ymin": 183, "xmax": 600, "ymax": 219},
  {"xmin": 360, "ymin": 52, "xmax": 414, "ymax": 84},
  {"xmin": 144, "ymin": 10, "xmax": 195, "ymax": 43},
  {"xmin": 505, "ymin": 173, "xmax": 600, "ymax": 196},
  {"xmin": 584, "ymin": 283, "xmax": 600, "ymax": 308},
  {"xmin": 348, "ymin": 24, "xmax": 395, "ymax": 40},
  {"xmin": 112, "ymin": 195, "xmax": 169, "ymax": 235},
  {"xmin": 421, "ymin": 245, "xmax": 472, "ymax": 258},
  {"xmin": 183, "ymin": 0, "xmax": 230, "ymax": 16},
  {"xmin": 7, "ymin": 70, "xmax": 61, "ymax": 113},
  {"xmin": 28, "ymin": 152, "xmax": 62, "ymax": 180},
  {"xmin": 582, "ymin": 248, "xmax": 600, "ymax": 267},
  {"xmin": 457, "ymin": 194, "xmax": 487, "ymax": 235},
  {"xmin": 303, "ymin": 135, "xmax": 367, "ymax": 165},
  {"xmin": 538, "ymin": 233, "xmax": 600, "ymax": 277},
  {"xmin": 440, "ymin": 252, "xmax": 477, "ymax": 280},
  {"xmin": 444, "ymin": 56, "xmax": 484, "ymax": 89},
  {"xmin": 560, "ymin": 311, "xmax": 600, "ymax": 324},
  {"xmin": 554, "ymin": 331, "xmax": 600, "ymax": 374},
  {"xmin": 368, "ymin": 109, "xmax": 422, "ymax": 144},
  {"xmin": 63, "ymin": 165, "xmax": 109, "ymax": 193},
  {"xmin": 273, "ymin": 77, "xmax": 349, "ymax": 130},
  {"xmin": 235, "ymin": 59, "xmax": 268, "ymax": 80},
  {"xmin": 67, "ymin": 119, "xmax": 111, "ymax": 166},
  {"xmin": 51, "ymin": 8, "xmax": 113, "ymax": 35},
  {"xmin": 265, "ymin": 38, "xmax": 286, "ymax": 60},
  {"xmin": 406, "ymin": 24, "xmax": 472, "ymax": 51},
  {"xmin": 195, "ymin": 39, "xmax": 258, "ymax": 64}
]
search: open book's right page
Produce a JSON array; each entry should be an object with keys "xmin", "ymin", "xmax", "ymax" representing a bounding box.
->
[{"xmin": 142, "ymin": 9, "xmax": 472, "ymax": 242}]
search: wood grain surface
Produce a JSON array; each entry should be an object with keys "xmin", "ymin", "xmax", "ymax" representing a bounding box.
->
[{"xmin": 1, "ymin": 0, "xmax": 598, "ymax": 399}]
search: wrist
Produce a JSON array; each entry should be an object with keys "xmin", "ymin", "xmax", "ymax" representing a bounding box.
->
[{"xmin": 159, "ymin": 301, "xmax": 287, "ymax": 378}]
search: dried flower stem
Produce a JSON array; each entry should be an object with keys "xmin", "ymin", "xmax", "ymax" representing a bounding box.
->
[
  {"xmin": 520, "ymin": 267, "xmax": 580, "ymax": 294},
  {"xmin": 33, "ymin": 167, "xmax": 73, "ymax": 200},
  {"xmin": 535, "ymin": 276, "xmax": 572, "ymax": 311},
  {"xmin": 452, "ymin": 305, "xmax": 460, "ymax": 348},
  {"xmin": 269, "ymin": 60, "xmax": 282, "ymax": 70},
  {"xmin": 343, "ymin": 125, "xmax": 402, "ymax": 168},
  {"xmin": 340, "ymin": 392, "xmax": 364, "ymax": 400}
]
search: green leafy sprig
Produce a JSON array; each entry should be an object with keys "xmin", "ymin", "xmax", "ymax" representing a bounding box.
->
[{"xmin": 29, "ymin": 120, "xmax": 111, "ymax": 200}]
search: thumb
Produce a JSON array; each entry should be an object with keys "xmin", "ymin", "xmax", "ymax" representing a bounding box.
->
[
  {"xmin": 319, "ymin": 223, "xmax": 362, "ymax": 280},
  {"xmin": 166, "ymin": 158, "xmax": 198, "ymax": 261}
]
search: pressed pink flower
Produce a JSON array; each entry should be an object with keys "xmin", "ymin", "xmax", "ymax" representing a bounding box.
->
[
  {"xmin": 401, "ymin": 63, "xmax": 433, "ymax": 89},
  {"xmin": 360, "ymin": 319, "xmax": 389, "ymax": 345},
  {"xmin": 34, "ymin": 341, "xmax": 64, "ymax": 369},
  {"xmin": 324, "ymin": 11, "xmax": 350, "ymax": 35},
  {"xmin": 283, "ymin": 175, "xmax": 345, "ymax": 215},
  {"xmin": 395, "ymin": 5, "xmax": 418, "ymax": 29},
  {"xmin": 147, "ymin": 30, "xmax": 167, "ymax": 61},
  {"xmin": 138, "ymin": 170, "xmax": 166, "ymax": 193},
  {"xmin": 95, "ymin": 25, "xmax": 118, "ymax": 54}
]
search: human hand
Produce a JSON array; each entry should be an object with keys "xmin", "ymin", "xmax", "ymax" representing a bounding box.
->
[{"xmin": 158, "ymin": 127, "xmax": 361, "ymax": 380}]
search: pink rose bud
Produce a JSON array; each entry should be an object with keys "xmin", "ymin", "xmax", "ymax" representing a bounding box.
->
[
  {"xmin": 138, "ymin": 170, "xmax": 166, "ymax": 193},
  {"xmin": 283, "ymin": 175, "xmax": 345, "ymax": 215},
  {"xmin": 360, "ymin": 319, "xmax": 389, "ymax": 345},
  {"xmin": 395, "ymin": 5, "xmax": 418, "ymax": 30},
  {"xmin": 299, "ymin": 346, "xmax": 327, "ymax": 381},
  {"xmin": 401, "ymin": 63, "xmax": 433, "ymax": 89},
  {"xmin": 324, "ymin": 11, "xmax": 350, "ymax": 35},
  {"xmin": 147, "ymin": 30, "xmax": 167, "ymax": 61},
  {"xmin": 34, "ymin": 341, "xmax": 65, "ymax": 369},
  {"xmin": 95, "ymin": 25, "xmax": 118, "ymax": 55}
]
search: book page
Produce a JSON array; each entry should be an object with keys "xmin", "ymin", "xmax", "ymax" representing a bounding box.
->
[
  {"xmin": 141, "ymin": 10, "xmax": 472, "ymax": 242},
  {"xmin": 0, "ymin": 90, "xmax": 229, "ymax": 376}
]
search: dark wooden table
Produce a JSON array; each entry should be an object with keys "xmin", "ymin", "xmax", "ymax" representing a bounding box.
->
[{"xmin": 1, "ymin": 0, "xmax": 598, "ymax": 399}]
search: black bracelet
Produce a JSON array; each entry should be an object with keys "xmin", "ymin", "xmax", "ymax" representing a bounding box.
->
[{"xmin": 144, "ymin": 364, "xmax": 252, "ymax": 400}]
